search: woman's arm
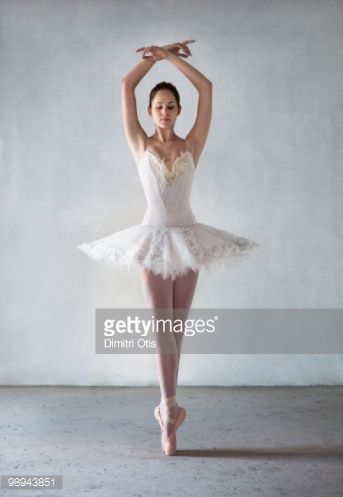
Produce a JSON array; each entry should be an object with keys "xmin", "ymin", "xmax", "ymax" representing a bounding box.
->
[
  {"xmin": 165, "ymin": 50, "xmax": 212, "ymax": 91},
  {"xmin": 121, "ymin": 59, "xmax": 157, "ymax": 88},
  {"xmin": 121, "ymin": 59, "xmax": 158, "ymax": 160},
  {"xmin": 165, "ymin": 50, "xmax": 212, "ymax": 162}
]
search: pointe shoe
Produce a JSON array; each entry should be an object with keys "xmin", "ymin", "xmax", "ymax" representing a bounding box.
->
[{"xmin": 154, "ymin": 404, "xmax": 186, "ymax": 456}]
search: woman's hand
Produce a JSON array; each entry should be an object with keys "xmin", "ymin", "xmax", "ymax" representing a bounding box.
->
[
  {"xmin": 162, "ymin": 40, "xmax": 195, "ymax": 58},
  {"xmin": 136, "ymin": 40, "xmax": 195, "ymax": 61},
  {"xmin": 136, "ymin": 45, "xmax": 169, "ymax": 61}
]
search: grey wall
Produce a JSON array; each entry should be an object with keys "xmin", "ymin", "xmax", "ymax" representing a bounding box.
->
[{"xmin": 1, "ymin": 0, "xmax": 342, "ymax": 385}]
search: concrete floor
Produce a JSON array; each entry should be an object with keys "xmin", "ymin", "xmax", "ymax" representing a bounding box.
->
[{"xmin": 0, "ymin": 386, "xmax": 342, "ymax": 497}]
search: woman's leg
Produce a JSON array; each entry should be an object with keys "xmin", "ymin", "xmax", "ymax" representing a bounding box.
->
[
  {"xmin": 140, "ymin": 268, "xmax": 177, "ymax": 397},
  {"xmin": 140, "ymin": 267, "xmax": 199, "ymax": 441},
  {"xmin": 172, "ymin": 269, "xmax": 199, "ymax": 385}
]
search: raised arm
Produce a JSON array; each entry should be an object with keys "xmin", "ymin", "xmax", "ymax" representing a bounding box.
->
[
  {"xmin": 121, "ymin": 59, "xmax": 156, "ymax": 162},
  {"xmin": 164, "ymin": 50, "xmax": 212, "ymax": 163}
]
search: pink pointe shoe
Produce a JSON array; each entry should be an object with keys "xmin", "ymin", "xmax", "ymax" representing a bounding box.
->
[{"xmin": 154, "ymin": 404, "xmax": 186, "ymax": 456}]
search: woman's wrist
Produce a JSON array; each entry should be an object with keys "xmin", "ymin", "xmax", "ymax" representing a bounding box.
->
[{"xmin": 164, "ymin": 51, "xmax": 176, "ymax": 62}]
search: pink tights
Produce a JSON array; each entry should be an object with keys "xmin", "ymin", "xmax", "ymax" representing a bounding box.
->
[{"xmin": 140, "ymin": 268, "xmax": 199, "ymax": 405}]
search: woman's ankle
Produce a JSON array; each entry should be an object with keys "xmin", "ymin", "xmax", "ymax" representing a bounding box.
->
[{"xmin": 160, "ymin": 394, "xmax": 177, "ymax": 409}]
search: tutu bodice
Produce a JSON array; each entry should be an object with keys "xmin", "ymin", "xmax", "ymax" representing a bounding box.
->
[{"xmin": 138, "ymin": 149, "xmax": 197, "ymax": 227}]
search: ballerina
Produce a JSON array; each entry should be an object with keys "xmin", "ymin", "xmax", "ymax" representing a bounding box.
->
[{"xmin": 77, "ymin": 40, "xmax": 260, "ymax": 455}]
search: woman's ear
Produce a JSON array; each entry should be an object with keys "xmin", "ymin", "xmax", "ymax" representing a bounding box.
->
[{"xmin": 178, "ymin": 105, "xmax": 182, "ymax": 116}]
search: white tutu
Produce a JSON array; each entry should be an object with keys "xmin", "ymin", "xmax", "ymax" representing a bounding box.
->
[
  {"xmin": 77, "ymin": 222, "xmax": 259, "ymax": 280},
  {"xmin": 77, "ymin": 148, "xmax": 260, "ymax": 280}
]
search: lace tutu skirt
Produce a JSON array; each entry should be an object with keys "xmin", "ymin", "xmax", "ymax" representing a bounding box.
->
[{"xmin": 77, "ymin": 222, "xmax": 260, "ymax": 280}]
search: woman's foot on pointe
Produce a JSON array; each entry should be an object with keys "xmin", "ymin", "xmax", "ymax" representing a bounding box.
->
[
  {"xmin": 154, "ymin": 396, "xmax": 187, "ymax": 455},
  {"xmin": 160, "ymin": 403, "xmax": 180, "ymax": 439}
]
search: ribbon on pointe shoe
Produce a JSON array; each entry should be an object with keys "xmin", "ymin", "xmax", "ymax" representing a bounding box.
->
[{"xmin": 160, "ymin": 395, "xmax": 178, "ymax": 425}]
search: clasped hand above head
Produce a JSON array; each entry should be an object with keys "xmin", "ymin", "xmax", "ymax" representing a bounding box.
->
[{"xmin": 136, "ymin": 40, "xmax": 196, "ymax": 61}]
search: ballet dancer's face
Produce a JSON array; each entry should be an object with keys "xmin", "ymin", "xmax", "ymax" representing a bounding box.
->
[{"xmin": 149, "ymin": 90, "xmax": 181, "ymax": 128}]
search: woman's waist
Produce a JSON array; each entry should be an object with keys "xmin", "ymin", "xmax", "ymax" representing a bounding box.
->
[{"xmin": 141, "ymin": 204, "xmax": 196, "ymax": 227}]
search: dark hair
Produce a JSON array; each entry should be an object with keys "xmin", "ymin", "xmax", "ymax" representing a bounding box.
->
[{"xmin": 148, "ymin": 82, "xmax": 180, "ymax": 109}]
